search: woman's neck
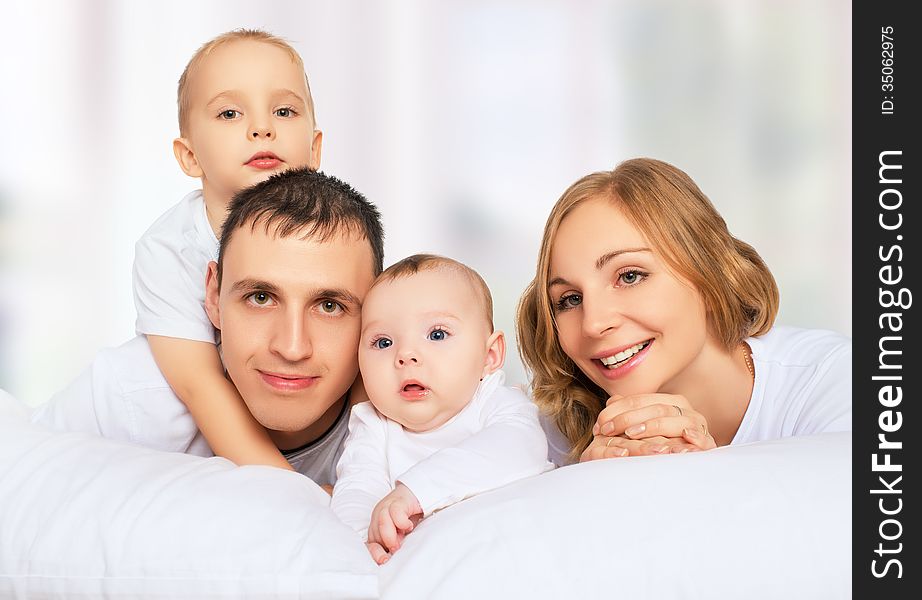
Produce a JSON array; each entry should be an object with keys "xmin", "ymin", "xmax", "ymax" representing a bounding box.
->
[{"xmin": 660, "ymin": 339, "xmax": 754, "ymax": 446}]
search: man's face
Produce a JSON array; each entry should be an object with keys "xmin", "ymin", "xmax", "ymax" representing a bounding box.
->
[
  {"xmin": 205, "ymin": 223, "xmax": 375, "ymax": 449},
  {"xmin": 177, "ymin": 40, "xmax": 322, "ymax": 206}
]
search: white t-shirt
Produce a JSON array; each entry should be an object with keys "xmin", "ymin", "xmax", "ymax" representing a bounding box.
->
[
  {"xmin": 542, "ymin": 325, "xmax": 852, "ymax": 465},
  {"xmin": 731, "ymin": 325, "xmax": 851, "ymax": 444},
  {"xmin": 133, "ymin": 190, "xmax": 218, "ymax": 343},
  {"xmin": 331, "ymin": 370, "xmax": 554, "ymax": 538},
  {"xmin": 30, "ymin": 336, "xmax": 350, "ymax": 486}
]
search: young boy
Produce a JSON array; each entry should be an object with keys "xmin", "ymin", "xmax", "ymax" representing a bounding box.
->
[
  {"xmin": 331, "ymin": 254, "xmax": 554, "ymax": 564},
  {"xmin": 134, "ymin": 29, "xmax": 322, "ymax": 470}
]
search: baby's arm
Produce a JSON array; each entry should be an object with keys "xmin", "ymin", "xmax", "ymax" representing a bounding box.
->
[
  {"xmin": 147, "ymin": 336, "xmax": 292, "ymax": 469},
  {"xmin": 397, "ymin": 385, "xmax": 553, "ymax": 516},
  {"xmin": 331, "ymin": 403, "xmax": 393, "ymax": 539}
]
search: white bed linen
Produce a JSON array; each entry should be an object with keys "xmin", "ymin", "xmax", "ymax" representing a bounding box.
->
[{"xmin": 0, "ymin": 389, "xmax": 850, "ymax": 599}]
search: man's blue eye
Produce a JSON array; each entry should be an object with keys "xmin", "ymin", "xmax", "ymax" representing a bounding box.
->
[
  {"xmin": 374, "ymin": 338, "xmax": 393, "ymax": 349},
  {"xmin": 428, "ymin": 329, "xmax": 447, "ymax": 341}
]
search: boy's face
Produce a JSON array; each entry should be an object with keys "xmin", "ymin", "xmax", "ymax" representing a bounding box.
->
[
  {"xmin": 175, "ymin": 40, "xmax": 322, "ymax": 205},
  {"xmin": 358, "ymin": 269, "xmax": 501, "ymax": 433},
  {"xmin": 205, "ymin": 224, "xmax": 376, "ymax": 450}
]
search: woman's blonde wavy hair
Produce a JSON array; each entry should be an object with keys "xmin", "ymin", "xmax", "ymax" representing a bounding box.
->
[{"xmin": 516, "ymin": 158, "xmax": 779, "ymax": 462}]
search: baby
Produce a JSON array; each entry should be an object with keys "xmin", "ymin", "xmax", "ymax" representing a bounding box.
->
[
  {"xmin": 134, "ymin": 29, "xmax": 322, "ymax": 469},
  {"xmin": 331, "ymin": 254, "xmax": 554, "ymax": 565}
]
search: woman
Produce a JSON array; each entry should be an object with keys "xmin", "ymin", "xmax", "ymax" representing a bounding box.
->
[{"xmin": 517, "ymin": 158, "xmax": 851, "ymax": 465}]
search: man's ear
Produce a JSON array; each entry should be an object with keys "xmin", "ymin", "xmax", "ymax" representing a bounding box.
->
[
  {"xmin": 481, "ymin": 330, "xmax": 506, "ymax": 378},
  {"xmin": 309, "ymin": 129, "xmax": 323, "ymax": 170},
  {"xmin": 204, "ymin": 261, "xmax": 222, "ymax": 330},
  {"xmin": 173, "ymin": 137, "xmax": 204, "ymax": 178}
]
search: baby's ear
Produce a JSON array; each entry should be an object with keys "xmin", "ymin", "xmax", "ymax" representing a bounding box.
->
[
  {"xmin": 173, "ymin": 137, "xmax": 204, "ymax": 178},
  {"xmin": 481, "ymin": 330, "xmax": 506, "ymax": 377},
  {"xmin": 204, "ymin": 261, "xmax": 222, "ymax": 330}
]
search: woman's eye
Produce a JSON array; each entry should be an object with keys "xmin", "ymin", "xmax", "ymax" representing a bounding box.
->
[
  {"xmin": 428, "ymin": 329, "xmax": 448, "ymax": 341},
  {"xmin": 373, "ymin": 337, "xmax": 393, "ymax": 349},
  {"xmin": 219, "ymin": 109, "xmax": 240, "ymax": 120},
  {"xmin": 249, "ymin": 292, "xmax": 272, "ymax": 306},
  {"xmin": 618, "ymin": 270, "xmax": 646, "ymax": 286},
  {"xmin": 274, "ymin": 107, "xmax": 295, "ymax": 117},
  {"xmin": 320, "ymin": 301, "xmax": 342, "ymax": 314},
  {"xmin": 555, "ymin": 294, "xmax": 582, "ymax": 311}
]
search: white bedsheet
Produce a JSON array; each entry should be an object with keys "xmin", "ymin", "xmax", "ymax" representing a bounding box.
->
[{"xmin": 0, "ymin": 389, "xmax": 850, "ymax": 599}]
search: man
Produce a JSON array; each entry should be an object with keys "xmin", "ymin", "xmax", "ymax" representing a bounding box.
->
[{"xmin": 32, "ymin": 168, "xmax": 384, "ymax": 488}]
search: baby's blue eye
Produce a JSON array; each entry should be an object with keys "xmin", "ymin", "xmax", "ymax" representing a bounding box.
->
[
  {"xmin": 220, "ymin": 109, "xmax": 239, "ymax": 120},
  {"xmin": 275, "ymin": 107, "xmax": 293, "ymax": 117},
  {"xmin": 373, "ymin": 338, "xmax": 393, "ymax": 349},
  {"xmin": 428, "ymin": 329, "xmax": 447, "ymax": 341}
]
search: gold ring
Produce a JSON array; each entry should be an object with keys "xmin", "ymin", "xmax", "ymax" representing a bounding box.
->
[
  {"xmin": 605, "ymin": 437, "xmax": 616, "ymax": 448},
  {"xmin": 673, "ymin": 405, "xmax": 683, "ymax": 417}
]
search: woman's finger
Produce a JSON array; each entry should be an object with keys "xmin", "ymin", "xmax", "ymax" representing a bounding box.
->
[
  {"xmin": 598, "ymin": 401, "xmax": 687, "ymax": 436},
  {"xmin": 621, "ymin": 415, "xmax": 709, "ymax": 440},
  {"xmin": 683, "ymin": 426, "xmax": 718, "ymax": 450}
]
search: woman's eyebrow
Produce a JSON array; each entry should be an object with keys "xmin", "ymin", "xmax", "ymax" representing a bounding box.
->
[
  {"xmin": 595, "ymin": 247, "xmax": 651, "ymax": 270},
  {"xmin": 548, "ymin": 247, "xmax": 652, "ymax": 288}
]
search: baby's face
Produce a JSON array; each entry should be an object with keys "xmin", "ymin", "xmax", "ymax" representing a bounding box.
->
[
  {"xmin": 358, "ymin": 269, "xmax": 493, "ymax": 432},
  {"xmin": 181, "ymin": 40, "xmax": 321, "ymax": 204}
]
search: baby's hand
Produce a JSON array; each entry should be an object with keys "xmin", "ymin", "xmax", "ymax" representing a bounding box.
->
[{"xmin": 366, "ymin": 483, "xmax": 422, "ymax": 561}]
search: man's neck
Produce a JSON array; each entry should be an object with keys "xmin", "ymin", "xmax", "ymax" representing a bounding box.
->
[{"xmin": 268, "ymin": 393, "xmax": 347, "ymax": 453}]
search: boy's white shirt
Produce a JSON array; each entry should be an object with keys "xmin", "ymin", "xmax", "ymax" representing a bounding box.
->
[
  {"xmin": 133, "ymin": 190, "xmax": 218, "ymax": 343},
  {"xmin": 332, "ymin": 370, "xmax": 554, "ymax": 539}
]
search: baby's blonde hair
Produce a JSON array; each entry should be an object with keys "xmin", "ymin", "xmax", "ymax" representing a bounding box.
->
[
  {"xmin": 177, "ymin": 29, "xmax": 316, "ymax": 136},
  {"xmin": 372, "ymin": 254, "xmax": 494, "ymax": 332}
]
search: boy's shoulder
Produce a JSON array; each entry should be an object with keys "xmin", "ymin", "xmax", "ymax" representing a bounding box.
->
[{"xmin": 136, "ymin": 190, "xmax": 215, "ymax": 252}]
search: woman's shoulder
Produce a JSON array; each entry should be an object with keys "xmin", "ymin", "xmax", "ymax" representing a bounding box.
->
[{"xmin": 749, "ymin": 325, "xmax": 850, "ymax": 368}]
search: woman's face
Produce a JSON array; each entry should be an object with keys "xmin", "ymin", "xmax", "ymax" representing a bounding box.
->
[{"xmin": 547, "ymin": 197, "xmax": 712, "ymax": 398}]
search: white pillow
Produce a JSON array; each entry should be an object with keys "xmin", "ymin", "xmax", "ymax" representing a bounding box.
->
[
  {"xmin": 2, "ymin": 388, "xmax": 850, "ymax": 599},
  {"xmin": 380, "ymin": 432, "xmax": 851, "ymax": 600},
  {"xmin": 0, "ymin": 390, "xmax": 378, "ymax": 599}
]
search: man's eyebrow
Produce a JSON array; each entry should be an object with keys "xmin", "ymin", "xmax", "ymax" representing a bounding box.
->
[
  {"xmin": 315, "ymin": 288, "xmax": 362, "ymax": 308},
  {"xmin": 547, "ymin": 248, "xmax": 651, "ymax": 288},
  {"xmin": 230, "ymin": 279, "xmax": 281, "ymax": 295}
]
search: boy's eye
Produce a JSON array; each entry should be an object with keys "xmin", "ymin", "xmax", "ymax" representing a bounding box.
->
[
  {"xmin": 274, "ymin": 107, "xmax": 295, "ymax": 118},
  {"xmin": 372, "ymin": 337, "xmax": 393, "ymax": 350},
  {"xmin": 219, "ymin": 109, "xmax": 240, "ymax": 120},
  {"xmin": 248, "ymin": 292, "xmax": 273, "ymax": 306},
  {"xmin": 428, "ymin": 329, "xmax": 448, "ymax": 341},
  {"xmin": 319, "ymin": 300, "xmax": 343, "ymax": 315}
]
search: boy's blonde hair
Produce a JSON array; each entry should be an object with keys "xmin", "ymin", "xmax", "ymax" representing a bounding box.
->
[
  {"xmin": 373, "ymin": 254, "xmax": 494, "ymax": 332},
  {"xmin": 516, "ymin": 158, "xmax": 779, "ymax": 462},
  {"xmin": 177, "ymin": 29, "xmax": 316, "ymax": 136}
]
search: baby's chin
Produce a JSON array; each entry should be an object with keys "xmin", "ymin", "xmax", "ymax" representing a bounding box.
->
[{"xmin": 384, "ymin": 409, "xmax": 453, "ymax": 434}]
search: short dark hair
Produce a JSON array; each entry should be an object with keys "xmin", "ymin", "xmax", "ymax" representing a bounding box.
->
[{"xmin": 217, "ymin": 167, "xmax": 385, "ymax": 283}]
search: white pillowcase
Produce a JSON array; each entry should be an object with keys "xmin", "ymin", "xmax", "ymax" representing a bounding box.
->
[
  {"xmin": 380, "ymin": 432, "xmax": 851, "ymax": 600},
  {"xmin": 0, "ymin": 390, "xmax": 378, "ymax": 599},
  {"xmin": 2, "ymin": 389, "xmax": 850, "ymax": 599}
]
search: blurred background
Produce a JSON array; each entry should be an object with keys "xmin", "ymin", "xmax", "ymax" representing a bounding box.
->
[{"xmin": 0, "ymin": 0, "xmax": 850, "ymax": 406}]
